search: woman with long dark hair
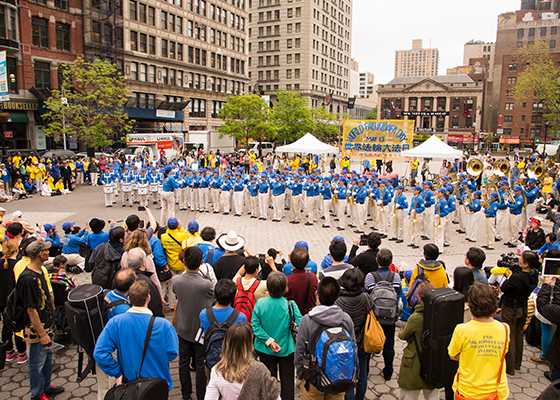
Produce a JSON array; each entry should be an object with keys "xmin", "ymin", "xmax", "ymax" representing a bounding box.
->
[
  {"xmin": 500, "ymin": 250, "xmax": 539, "ymax": 375},
  {"xmin": 453, "ymin": 266, "xmax": 475, "ymax": 322}
]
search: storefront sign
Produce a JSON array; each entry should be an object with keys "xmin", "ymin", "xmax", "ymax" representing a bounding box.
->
[
  {"xmin": 416, "ymin": 128, "xmax": 433, "ymax": 133},
  {"xmin": 3, "ymin": 131, "xmax": 12, "ymax": 138},
  {"xmin": 402, "ymin": 111, "xmax": 449, "ymax": 117},
  {"xmin": 35, "ymin": 126, "xmax": 46, "ymax": 150},
  {"xmin": 0, "ymin": 51, "xmax": 8, "ymax": 102},
  {"xmin": 343, "ymin": 119, "xmax": 414, "ymax": 159},
  {"xmin": 155, "ymin": 110, "xmax": 176, "ymax": 119},
  {"xmin": 0, "ymin": 102, "xmax": 38, "ymax": 111}
]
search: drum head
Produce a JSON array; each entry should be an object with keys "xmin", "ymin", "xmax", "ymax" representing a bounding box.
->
[{"xmin": 68, "ymin": 284, "xmax": 103, "ymax": 302}]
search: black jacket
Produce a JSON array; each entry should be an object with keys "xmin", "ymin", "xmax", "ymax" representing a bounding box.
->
[
  {"xmin": 348, "ymin": 245, "xmax": 379, "ymax": 277},
  {"xmin": 525, "ymin": 228, "xmax": 545, "ymax": 251},
  {"xmin": 537, "ymin": 283, "xmax": 560, "ymax": 368},
  {"xmin": 335, "ymin": 289, "xmax": 370, "ymax": 350},
  {"xmin": 500, "ymin": 270, "xmax": 538, "ymax": 308},
  {"xmin": 136, "ymin": 269, "xmax": 164, "ymax": 317}
]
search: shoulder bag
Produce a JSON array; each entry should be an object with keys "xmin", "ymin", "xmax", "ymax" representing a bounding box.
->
[
  {"xmin": 288, "ymin": 300, "xmax": 299, "ymax": 342},
  {"xmin": 104, "ymin": 316, "xmax": 169, "ymax": 400}
]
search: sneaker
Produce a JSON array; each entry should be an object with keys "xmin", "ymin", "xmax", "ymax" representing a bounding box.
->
[
  {"xmin": 17, "ymin": 353, "xmax": 28, "ymax": 365},
  {"xmin": 5, "ymin": 351, "xmax": 16, "ymax": 363},
  {"xmin": 530, "ymin": 356, "xmax": 550, "ymax": 365},
  {"xmin": 44, "ymin": 386, "xmax": 65, "ymax": 396},
  {"xmin": 32, "ymin": 393, "xmax": 51, "ymax": 400}
]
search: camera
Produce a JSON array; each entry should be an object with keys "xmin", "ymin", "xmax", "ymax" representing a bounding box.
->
[{"xmin": 497, "ymin": 252, "xmax": 521, "ymax": 273}]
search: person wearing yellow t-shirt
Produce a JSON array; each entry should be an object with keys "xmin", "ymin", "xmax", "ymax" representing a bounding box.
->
[
  {"xmin": 54, "ymin": 179, "xmax": 65, "ymax": 194},
  {"xmin": 254, "ymin": 159, "xmax": 263, "ymax": 173},
  {"xmin": 12, "ymin": 178, "xmax": 29, "ymax": 199},
  {"xmin": 181, "ymin": 220, "xmax": 204, "ymax": 248},
  {"xmin": 339, "ymin": 156, "xmax": 350, "ymax": 172},
  {"xmin": 32, "ymin": 163, "xmax": 44, "ymax": 189},
  {"xmin": 290, "ymin": 156, "xmax": 300, "ymax": 171},
  {"xmin": 29, "ymin": 155, "xmax": 38, "ymax": 164},
  {"xmin": 542, "ymin": 171, "xmax": 553, "ymax": 194},
  {"xmin": 160, "ymin": 217, "xmax": 191, "ymax": 310},
  {"xmin": 448, "ymin": 282, "xmax": 510, "ymax": 400},
  {"xmin": 518, "ymin": 159, "xmax": 526, "ymax": 171},
  {"xmin": 411, "ymin": 157, "xmax": 419, "ymax": 185},
  {"xmin": 12, "ymin": 153, "xmax": 21, "ymax": 169}
]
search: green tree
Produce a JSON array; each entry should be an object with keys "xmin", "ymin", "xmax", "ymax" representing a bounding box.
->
[
  {"xmin": 272, "ymin": 91, "xmax": 315, "ymax": 144},
  {"xmin": 365, "ymin": 106, "xmax": 377, "ymax": 120},
  {"xmin": 43, "ymin": 57, "xmax": 132, "ymax": 148},
  {"xmin": 311, "ymin": 106, "xmax": 338, "ymax": 142},
  {"xmin": 218, "ymin": 93, "xmax": 276, "ymax": 146},
  {"xmin": 513, "ymin": 41, "xmax": 560, "ymax": 136}
]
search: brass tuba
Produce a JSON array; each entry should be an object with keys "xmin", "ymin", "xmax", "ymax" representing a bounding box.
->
[
  {"xmin": 493, "ymin": 158, "xmax": 511, "ymax": 177},
  {"xmin": 528, "ymin": 160, "xmax": 545, "ymax": 181},
  {"xmin": 466, "ymin": 158, "xmax": 484, "ymax": 178}
]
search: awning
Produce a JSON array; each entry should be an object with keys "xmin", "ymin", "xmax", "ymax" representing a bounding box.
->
[{"xmin": 9, "ymin": 112, "xmax": 29, "ymax": 123}]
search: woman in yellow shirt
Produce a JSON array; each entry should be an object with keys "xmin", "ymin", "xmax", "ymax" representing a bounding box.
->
[
  {"xmin": 542, "ymin": 171, "xmax": 553, "ymax": 194},
  {"xmin": 54, "ymin": 179, "xmax": 65, "ymax": 194},
  {"xmin": 254, "ymin": 159, "xmax": 263, "ymax": 173}
]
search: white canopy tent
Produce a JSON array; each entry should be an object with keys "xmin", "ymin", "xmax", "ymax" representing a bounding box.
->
[
  {"xmin": 400, "ymin": 135, "xmax": 463, "ymax": 159},
  {"xmin": 275, "ymin": 133, "xmax": 339, "ymax": 154}
]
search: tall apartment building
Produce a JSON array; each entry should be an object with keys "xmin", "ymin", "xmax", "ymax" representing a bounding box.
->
[
  {"xmin": 394, "ymin": 39, "xmax": 439, "ymax": 78},
  {"xmin": 248, "ymin": 0, "xmax": 353, "ymax": 113},
  {"xmin": 490, "ymin": 0, "xmax": 560, "ymax": 147},
  {"xmin": 359, "ymin": 71, "xmax": 373, "ymax": 98},
  {"xmin": 82, "ymin": 0, "xmax": 250, "ymax": 133},
  {"xmin": 463, "ymin": 40, "xmax": 495, "ymax": 65}
]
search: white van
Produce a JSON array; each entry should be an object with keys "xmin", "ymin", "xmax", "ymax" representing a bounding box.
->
[{"xmin": 248, "ymin": 142, "xmax": 275, "ymax": 157}]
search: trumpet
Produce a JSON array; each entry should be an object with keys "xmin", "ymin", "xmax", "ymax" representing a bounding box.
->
[
  {"xmin": 466, "ymin": 158, "xmax": 484, "ymax": 178},
  {"xmin": 332, "ymin": 192, "xmax": 338, "ymax": 205}
]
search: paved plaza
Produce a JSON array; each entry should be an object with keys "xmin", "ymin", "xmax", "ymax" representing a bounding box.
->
[{"xmin": 0, "ymin": 183, "xmax": 552, "ymax": 399}]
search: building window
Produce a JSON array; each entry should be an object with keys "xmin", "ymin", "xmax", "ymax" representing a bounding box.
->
[
  {"xmin": 130, "ymin": 62, "xmax": 137, "ymax": 80},
  {"xmin": 190, "ymin": 99, "xmax": 206, "ymax": 117},
  {"xmin": 423, "ymin": 98, "xmax": 431, "ymax": 110},
  {"xmin": 139, "ymin": 63, "xmax": 146, "ymax": 81},
  {"xmin": 148, "ymin": 35, "xmax": 155, "ymax": 54},
  {"xmin": 552, "ymin": 26, "xmax": 557, "ymax": 35},
  {"xmin": 55, "ymin": 23, "xmax": 70, "ymax": 51},
  {"xmin": 34, "ymin": 61, "xmax": 51, "ymax": 89},
  {"xmin": 287, "ymin": 38, "xmax": 292, "ymax": 48},
  {"xmin": 130, "ymin": 30, "xmax": 137, "ymax": 50},
  {"xmin": 516, "ymin": 41, "xmax": 523, "ymax": 49},
  {"xmin": 32, "ymin": 17, "xmax": 49, "ymax": 48},
  {"xmin": 149, "ymin": 65, "xmax": 155, "ymax": 82},
  {"xmin": 161, "ymin": 11, "xmax": 167, "ymax": 29},
  {"xmin": 161, "ymin": 39, "xmax": 168, "ymax": 57},
  {"xmin": 542, "ymin": 27, "xmax": 547, "ymax": 36},
  {"xmin": 518, "ymin": 28, "xmax": 524, "ymax": 38},
  {"xmin": 287, "ymin": 8, "xmax": 292, "ymax": 17},
  {"xmin": 508, "ymin": 63, "xmax": 517, "ymax": 71},
  {"xmin": 452, "ymin": 116, "xmax": 459, "ymax": 128},
  {"xmin": 129, "ymin": 0, "xmax": 137, "ymax": 20},
  {"xmin": 507, "ymin": 76, "xmax": 516, "ymax": 85},
  {"xmin": 505, "ymin": 102, "xmax": 514, "ymax": 110},
  {"xmin": 409, "ymin": 98, "xmax": 417, "ymax": 111},
  {"xmin": 437, "ymin": 97, "xmax": 445, "ymax": 110},
  {"xmin": 532, "ymin": 115, "xmax": 543, "ymax": 123},
  {"xmin": 286, "ymin": 69, "xmax": 292, "ymax": 79},
  {"xmin": 529, "ymin": 27, "xmax": 535, "ymax": 36},
  {"xmin": 177, "ymin": 44, "xmax": 183, "ymax": 61},
  {"xmin": 551, "ymin": 39, "xmax": 556, "ymax": 49},
  {"xmin": 453, "ymin": 98, "xmax": 460, "ymax": 110},
  {"xmin": 503, "ymin": 115, "xmax": 513, "ymax": 122},
  {"xmin": 148, "ymin": 6, "xmax": 155, "ymax": 25},
  {"xmin": 139, "ymin": 4, "xmax": 146, "ymax": 23},
  {"xmin": 437, "ymin": 116, "xmax": 444, "ymax": 129},
  {"xmin": 139, "ymin": 33, "xmax": 146, "ymax": 52}
]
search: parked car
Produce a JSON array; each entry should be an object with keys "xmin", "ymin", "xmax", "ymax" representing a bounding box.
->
[
  {"xmin": 3, "ymin": 149, "xmax": 41, "ymax": 160},
  {"xmin": 238, "ymin": 142, "xmax": 275, "ymax": 157},
  {"xmin": 41, "ymin": 150, "xmax": 77, "ymax": 159},
  {"xmin": 74, "ymin": 152, "xmax": 111, "ymax": 159}
]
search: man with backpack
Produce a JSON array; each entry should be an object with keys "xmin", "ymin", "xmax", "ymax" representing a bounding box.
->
[
  {"xmin": 96, "ymin": 268, "xmax": 135, "ymax": 400},
  {"xmin": 90, "ymin": 227, "xmax": 126, "ymax": 290},
  {"xmin": 365, "ymin": 249, "xmax": 402, "ymax": 381},
  {"xmin": 318, "ymin": 239, "xmax": 353, "ymax": 280},
  {"xmin": 408, "ymin": 244, "xmax": 449, "ymax": 295},
  {"xmin": 233, "ymin": 256, "xmax": 268, "ymax": 322},
  {"xmin": 198, "ymin": 279, "xmax": 246, "ymax": 370},
  {"xmin": 172, "ymin": 246, "xmax": 214, "ymax": 400},
  {"xmin": 295, "ymin": 277, "xmax": 357, "ymax": 400}
]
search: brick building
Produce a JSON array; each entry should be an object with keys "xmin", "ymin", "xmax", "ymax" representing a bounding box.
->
[{"xmin": 377, "ymin": 75, "xmax": 483, "ymax": 145}]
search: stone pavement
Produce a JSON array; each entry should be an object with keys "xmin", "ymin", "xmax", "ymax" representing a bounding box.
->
[{"xmin": 0, "ymin": 184, "xmax": 553, "ymax": 399}]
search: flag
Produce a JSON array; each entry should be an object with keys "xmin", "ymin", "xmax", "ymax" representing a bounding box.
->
[
  {"xmin": 326, "ymin": 92, "xmax": 332, "ymax": 106},
  {"xmin": 463, "ymin": 101, "xmax": 470, "ymax": 117},
  {"xmin": 385, "ymin": 109, "xmax": 391, "ymax": 119}
]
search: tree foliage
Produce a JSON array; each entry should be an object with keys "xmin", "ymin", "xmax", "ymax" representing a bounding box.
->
[
  {"xmin": 513, "ymin": 41, "xmax": 560, "ymax": 136},
  {"xmin": 365, "ymin": 106, "xmax": 377, "ymax": 120},
  {"xmin": 311, "ymin": 106, "xmax": 338, "ymax": 142},
  {"xmin": 218, "ymin": 93, "xmax": 276, "ymax": 145},
  {"xmin": 271, "ymin": 91, "xmax": 315, "ymax": 144},
  {"xmin": 43, "ymin": 57, "xmax": 132, "ymax": 148}
]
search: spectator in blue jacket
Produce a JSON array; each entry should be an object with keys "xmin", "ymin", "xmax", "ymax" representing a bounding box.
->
[
  {"xmin": 283, "ymin": 241, "xmax": 318, "ymax": 276},
  {"xmin": 87, "ymin": 218, "xmax": 113, "ymax": 251},
  {"xmin": 194, "ymin": 226, "xmax": 224, "ymax": 266},
  {"xmin": 538, "ymin": 233, "xmax": 560, "ymax": 256},
  {"xmin": 94, "ymin": 280, "xmax": 178, "ymax": 391},
  {"xmin": 61, "ymin": 222, "xmax": 89, "ymax": 270}
]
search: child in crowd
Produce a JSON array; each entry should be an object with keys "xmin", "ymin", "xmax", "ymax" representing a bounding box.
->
[{"xmin": 399, "ymin": 269, "xmax": 414, "ymax": 322}]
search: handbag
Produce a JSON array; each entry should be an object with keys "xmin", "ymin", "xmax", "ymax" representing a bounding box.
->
[
  {"xmin": 454, "ymin": 324, "xmax": 509, "ymax": 400},
  {"xmin": 363, "ymin": 309, "xmax": 385, "ymax": 354},
  {"xmin": 104, "ymin": 316, "xmax": 169, "ymax": 400},
  {"xmin": 288, "ymin": 300, "xmax": 299, "ymax": 342},
  {"xmin": 156, "ymin": 266, "xmax": 173, "ymax": 282}
]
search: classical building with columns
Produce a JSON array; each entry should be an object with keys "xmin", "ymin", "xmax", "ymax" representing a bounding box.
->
[{"xmin": 377, "ymin": 75, "xmax": 484, "ymax": 145}]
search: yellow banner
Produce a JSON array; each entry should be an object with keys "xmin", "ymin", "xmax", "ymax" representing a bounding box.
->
[{"xmin": 342, "ymin": 119, "xmax": 414, "ymax": 159}]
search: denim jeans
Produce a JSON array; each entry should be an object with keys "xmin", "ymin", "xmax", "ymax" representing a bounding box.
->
[
  {"xmin": 542, "ymin": 322, "xmax": 552, "ymax": 360},
  {"xmin": 381, "ymin": 324, "xmax": 396, "ymax": 379},
  {"xmin": 29, "ymin": 338, "xmax": 53, "ymax": 398},
  {"xmin": 344, "ymin": 348, "xmax": 370, "ymax": 400}
]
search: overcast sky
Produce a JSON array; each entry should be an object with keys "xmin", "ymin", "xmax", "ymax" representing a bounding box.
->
[{"xmin": 351, "ymin": 0, "xmax": 520, "ymax": 84}]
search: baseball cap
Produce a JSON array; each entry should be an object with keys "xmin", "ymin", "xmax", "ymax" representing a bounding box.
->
[
  {"xmin": 12, "ymin": 210, "xmax": 22, "ymax": 218},
  {"xmin": 490, "ymin": 192, "xmax": 499, "ymax": 198},
  {"xmin": 333, "ymin": 235, "xmax": 345, "ymax": 242},
  {"xmin": 396, "ymin": 185, "xmax": 404, "ymax": 190},
  {"xmin": 514, "ymin": 185, "xmax": 523, "ymax": 191},
  {"xmin": 167, "ymin": 217, "xmax": 179, "ymax": 229},
  {"xmin": 187, "ymin": 221, "xmax": 199, "ymax": 233},
  {"xmin": 27, "ymin": 240, "xmax": 51, "ymax": 258},
  {"xmin": 528, "ymin": 178, "xmax": 537, "ymax": 184},
  {"xmin": 413, "ymin": 186, "xmax": 422, "ymax": 191},
  {"xmin": 294, "ymin": 241, "xmax": 309, "ymax": 251},
  {"xmin": 62, "ymin": 222, "xmax": 76, "ymax": 232},
  {"xmin": 43, "ymin": 224, "xmax": 56, "ymax": 232},
  {"xmin": 473, "ymin": 190, "xmax": 482, "ymax": 196}
]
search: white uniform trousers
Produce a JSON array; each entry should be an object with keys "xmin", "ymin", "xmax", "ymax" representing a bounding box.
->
[
  {"xmin": 104, "ymin": 192, "xmax": 113, "ymax": 207},
  {"xmin": 200, "ymin": 187, "xmax": 210, "ymax": 211},
  {"xmin": 122, "ymin": 190, "xmax": 132, "ymax": 207},
  {"xmin": 285, "ymin": 189, "xmax": 291, "ymax": 211},
  {"xmin": 178, "ymin": 187, "xmax": 188, "ymax": 209},
  {"xmin": 378, "ymin": 207, "xmax": 388, "ymax": 235},
  {"xmin": 444, "ymin": 213, "xmax": 452, "ymax": 245},
  {"xmin": 459, "ymin": 206, "xmax": 468, "ymax": 232},
  {"xmin": 160, "ymin": 191, "xmax": 175, "ymax": 226},
  {"xmin": 323, "ymin": 199, "xmax": 332, "ymax": 227},
  {"xmin": 250, "ymin": 195, "xmax": 259, "ymax": 217},
  {"xmin": 291, "ymin": 194, "xmax": 301, "ymax": 222},
  {"xmin": 433, "ymin": 215, "xmax": 446, "ymax": 253},
  {"xmin": 258, "ymin": 192, "xmax": 269, "ymax": 219},
  {"xmin": 337, "ymin": 200, "xmax": 347, "ymax": 229},
  {"xmin": 306, "ymin": 196, "xmax": 315, "ymax": 224},
  {"xmin": 422, "ymin": 208, "xmax": 433, "ymax": 238},
  {"xmin": 467, "ymin": 212, "xmax": 480, "ymax": 242},
  {"xmin": 272, "ymin": 193, "xmax": 283, "ymax": 220},
  {"xmin": 371, "ymin": 202, "xmax": 379, "ymax": 229},
  {"xmin": 349, "ymin": 202, "xmax": 357, "ymax": 225},
  {"xmin": 233, "ymin": 191, "xmax": 244, "ymax": 215},
  {"xmin": 411, "ymin": 212, "xmax": 422, "ymax": 246},
  {"xmin": 280, "ymin": 194, "xmax": 286, "ymax": 218},
  {"xmin": 496, "ymin": 209, "xmax": 506, "ymax": 240},
  {"xmin": 393, "ymin": 209, "xmax": 404, "ymax": 240},
  {"xmin": 221, "ymin": 191, "xmax": 232, "ymax": 213},
  {"xmin": 139, "ymin": 194, "xmax": 148, "ymax": 208},
  {"xmin": 355, "ymin": 202, "xmax": 366, "ymax": 232},
  {"xmin": 211, "ymin": 188, "xmax": 220, "ymax": 212},
  {"xmin": 508, "ymin": 213, "xmax": 521, "ymax": 245},
  {"xmin": 91, "ymin": 173, "xmax": 99, "ymax": 186},
  {"xmin": 485, "ymin": 216, "xmax": 496, "ymax": 249},
  {"xmin": 150, "ymin": 190, "xmax": 159, "ymax": 204},
  {"xmin": 190, "ymin": 188, "xmax": 198, "ymax": 211}
]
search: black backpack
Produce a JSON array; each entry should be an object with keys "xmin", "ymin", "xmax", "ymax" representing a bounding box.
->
[
  {"xmin": 3, "ymin": 288, "xmax": 26, "ymax": 333},
  {"xmin": 204, "ymin": 307, "xmax": 240, "ymax": 370},
  {"xmin": 91, "ymin": 243, "xmax": 120, "ymax": 289}
]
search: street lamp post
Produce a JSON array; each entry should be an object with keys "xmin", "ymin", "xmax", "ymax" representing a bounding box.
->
[{"xmin": 544, "ymin": 121, "xmax": 549, "ymax": 160}]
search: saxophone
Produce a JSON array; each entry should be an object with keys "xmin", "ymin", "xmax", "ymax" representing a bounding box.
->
[{"xmin": 379, "ymin": 188, "xmax": 385, "ymax": 212}]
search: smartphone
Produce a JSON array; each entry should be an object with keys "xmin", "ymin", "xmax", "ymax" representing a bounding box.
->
[
  {"xmin": 139, "ymin": 219, "xmax": 145, "ymax": 229},
  {"xmin": 259, "ymin": 253, "xmax": 266, "ymax": 260},
  {"xmin": 138, "ymin": 206, "xmax": 146, "ymax": 211},
  {"xmin": 360, "ymin": 234, "xmax": 368, "ymax": 246}
]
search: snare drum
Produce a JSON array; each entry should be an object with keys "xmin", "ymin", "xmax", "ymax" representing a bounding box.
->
[
  {"xmin": 149, "ymin": 183, "xmax": 158, "ymax": 192},
  {"xmin": 157, "ymin": 185, "xmax": 163, "ymax": 195},
  {"xmin": 122, "ymin": 183, "xmax": 132, "ymax": 192},
  {"xmin": 138, "ymin": 184, "xmax": 148, "ymax": 196},
  {"xmin": 103, "ymin": 184, "xmax": 114, "ymax": 194}
]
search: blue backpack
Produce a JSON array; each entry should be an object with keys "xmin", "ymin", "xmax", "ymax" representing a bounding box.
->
[{"xmin": 303, "ymin": 325, "xmax": 358, "ymax": 393}]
